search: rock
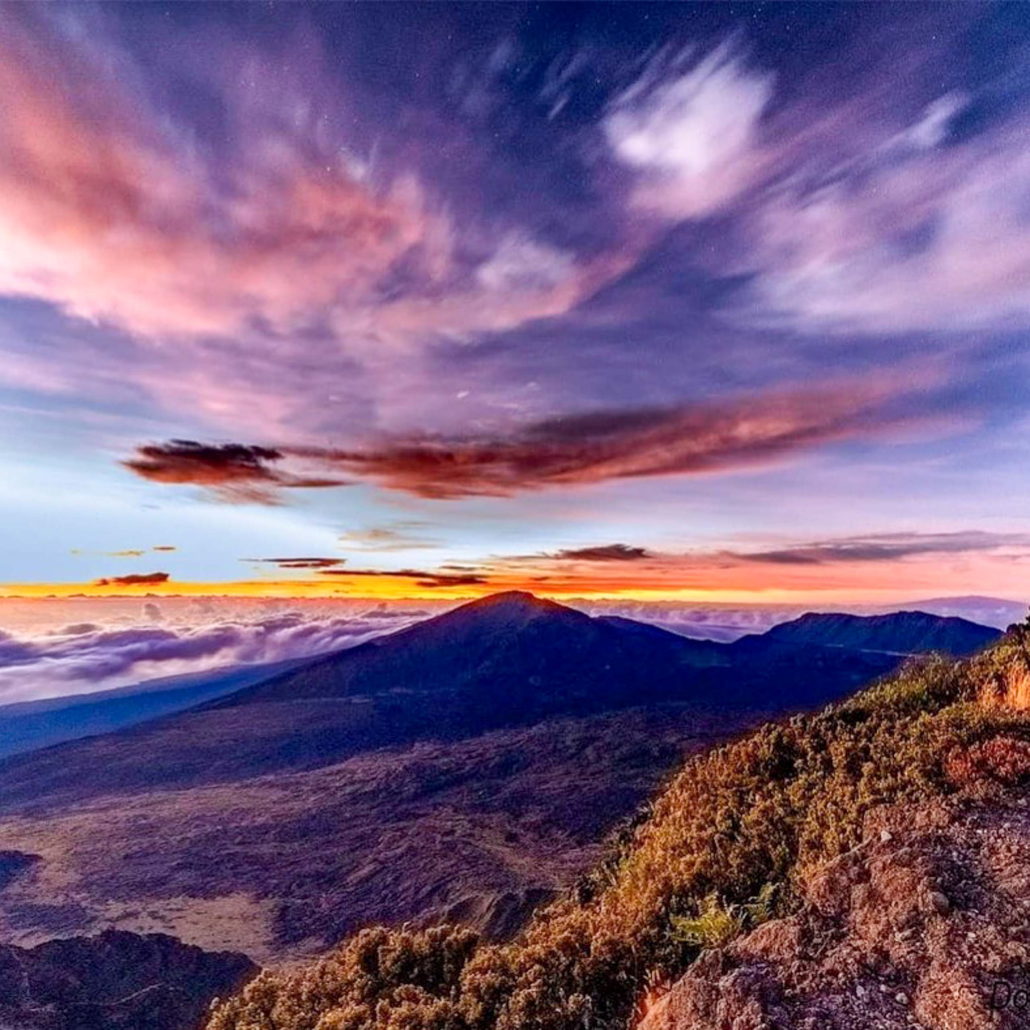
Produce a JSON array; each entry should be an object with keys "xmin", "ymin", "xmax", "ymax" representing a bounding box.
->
[
  {"xmin": 0, "ymin": 930, "xmax": 257, "ymax": 1030},
  {"xmin": 640, "ymin": 793, "xmax": 1030, "ymax": 1030}
]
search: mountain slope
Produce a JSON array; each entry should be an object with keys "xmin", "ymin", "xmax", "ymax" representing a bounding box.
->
[
  {"xmin": 0, "ymin": 658, "xmax": 305, "ymax": 760},
  {"xmin": 205, "ymin": 630, "xmax": 1030, "ymax": 1030},
  {"xmin": 0, "ymin": 594, "xmax": 913, "ymax": 968},
  {"xmin": 0, "ymin": 596, "xmax": 915, "ymax": 810},
  {"xmin": 744, "ymin": 609, "xmax": 1000, "ymax": 656},
  {"xmin": 0, "ymin": 707, "xmax": 758, "ymax": 963},
  {"xmin": 214, "ymin": 591, "xmax": 727, "ymax": 711}
]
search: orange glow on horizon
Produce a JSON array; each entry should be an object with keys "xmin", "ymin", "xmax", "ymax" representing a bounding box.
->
[{"xmin": 1, "ymin": 576, "xmax": 1023, "ymax": 607}]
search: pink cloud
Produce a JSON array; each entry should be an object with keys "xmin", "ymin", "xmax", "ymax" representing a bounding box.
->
[
  {"xmin": 0, "ymin": 11, "xmax": 629, "ymax": 394},
  {"xmin": 0, "ymin": 16, "xmax": 437, "ymax": 339},
  {"xmin": 0, "ymin": 9, "xmax": 642, "ymax": 447}
]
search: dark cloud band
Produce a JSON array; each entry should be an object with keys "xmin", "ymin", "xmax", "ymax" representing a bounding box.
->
[
  {"xmin": 93, "ymin": 572, "xmax": 170, "ymax": 587},
  {"xmin": 124, "ymin": 384, "xmax": 927, "ymax": 502}
]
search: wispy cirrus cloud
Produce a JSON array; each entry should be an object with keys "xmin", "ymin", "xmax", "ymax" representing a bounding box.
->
[
  {"xmin": 1, "ymin": 7, "xmax": 1025, "ymax": 458},
  {"xmin": 0, "ymin": 6, "xmax": 632, "ymax": 443},
  {"xmin": 605, "ymin": 38, "xmax": 775, "ymax": 220},
  {"xmin": 603, "ymin": 25, "xmax": 1030, "ymax": 335},
  {"xmin": 726, "ymin": 111, "xmax": 1030, "ymax": 334},
  {"xmin": 734, "ymin": 531, "xmax": 1030, "ymax": 566},
  {"xmin": 0, "ymin": 8, "xmax": 444, "ymax": 342}
]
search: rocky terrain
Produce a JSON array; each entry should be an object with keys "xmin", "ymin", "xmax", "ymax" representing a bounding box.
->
[
  {"xmin": 642, "ymin": 785, "xmax": 1030, "ymax": 1030},
  {"xmin": 641, "ymin": 653, "xmax": 1030, "ymax": 1030},
  {"xmin": 0, "ymin": 929, "xmax": 255, "ymax": 1030}
]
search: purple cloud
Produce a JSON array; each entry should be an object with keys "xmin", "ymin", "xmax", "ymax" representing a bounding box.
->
[{"xmin": 552, "ymin": 544, "xmax": 652, "ymax": 562}]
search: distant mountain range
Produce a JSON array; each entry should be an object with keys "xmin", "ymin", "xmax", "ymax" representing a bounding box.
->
[
  {"xmin": 576, "ymin": 593, "xmax": 1025, "ymax": 642},
  {"xmin": 744, "ymin": 609, "xmax": 1001, "ymax": 655},
  {"xmin": 0, "ymin": 593, "xmax": 1005, "ymax": 1030},
  {"xmin": 0, "ymin": 657, "xmax": 307, "ymax": 760},
  {"xmin": 886, "ymin": 594, "xmax": 1026, "ymax": 627},
  {"xmin": 0, "ymin": 597, "xmax": 1000, "ymax": 806}
]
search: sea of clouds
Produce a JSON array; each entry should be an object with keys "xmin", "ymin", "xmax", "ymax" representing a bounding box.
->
[{"xmin": 0, "ymin": 599, "xmax": 435, "ymax": 704}]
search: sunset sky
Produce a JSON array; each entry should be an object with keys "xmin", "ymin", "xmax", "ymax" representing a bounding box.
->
[{"xmin": 2, "ymin": 2, "xmax": 1029, "ymax": 604}]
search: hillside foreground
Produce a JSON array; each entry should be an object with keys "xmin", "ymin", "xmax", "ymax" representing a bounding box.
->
[{"xmin": 208, "ymin": 624, "xmax": 1030, "ymax": 1030}]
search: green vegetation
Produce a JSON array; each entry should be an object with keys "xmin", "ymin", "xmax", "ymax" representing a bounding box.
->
[{"xmin": 208, "ymin": 630, "xmax": 1030, "ymax": 1030}]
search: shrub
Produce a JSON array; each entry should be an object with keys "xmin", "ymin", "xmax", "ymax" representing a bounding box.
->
[{"xmin": 671, "ymin": 894, "xmax": 744, "ymax": 948}]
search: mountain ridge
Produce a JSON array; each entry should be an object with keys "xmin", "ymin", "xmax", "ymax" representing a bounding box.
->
[
  {"xmin": 0, "ymin": 598, "xmax": 1003, "ymax": 763},
  {"xmin": 745, "ymin": 609, "xmax": 1001, "ymax": 656}
]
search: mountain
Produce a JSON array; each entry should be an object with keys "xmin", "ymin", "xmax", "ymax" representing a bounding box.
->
[
  {"xmin": 0, "ymin": 930, "xmax": 256, "ymax": 1030},
  {"xmin": 0, "ymin": 594, "xmax": 1001, "ymax": 990},
  {"xmin": 1, "ymin": 600, "xmax": 1005, "ymax": 764},
  {"xmin": 891, "ymin": 594, "xmax": 1027, "ymax": 628},
  {"xmin": 213, "ymin": 590, "xmax": 727, "ymax": 716},
  {"xmin": 0, "ymin": 593, "xmax": 729, "ymax": 808},
  {"xmin": 751, "ymin": 609, "xmax": 1001, "ymax": 655},
  {"xmin": 0, "ymin": 657, "xmax": 306, "ymax": 760}
]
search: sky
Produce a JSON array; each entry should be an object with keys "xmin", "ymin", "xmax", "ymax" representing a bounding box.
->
[{"xmin": 2, "ymin": 1, "xmax": 1030, "ymax": 606}]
